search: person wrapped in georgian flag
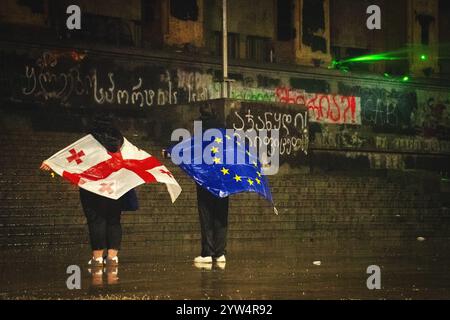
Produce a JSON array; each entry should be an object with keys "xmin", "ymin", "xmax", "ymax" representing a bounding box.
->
[{"xmin": 40, "ymin": 117, "xmax": 181, "ymax": 267}]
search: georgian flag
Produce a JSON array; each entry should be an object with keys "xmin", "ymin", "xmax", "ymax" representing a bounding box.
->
[{"xmin": 43, "ymin": 134, "xmax": 182, "ymax": 202}]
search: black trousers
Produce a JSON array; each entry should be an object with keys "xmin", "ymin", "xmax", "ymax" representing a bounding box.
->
[
  {"xmin": 80, "ymin": 189, "xmax": 123, "ymax": 251},
  {"xmin": 196, "ymin": 185, "xmax": 229, "ymax": 257}
]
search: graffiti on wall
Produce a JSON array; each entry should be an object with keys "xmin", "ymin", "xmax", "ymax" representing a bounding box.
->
[
  {"xmin": 18, "ymin": 51, "xmax": 219, "ymax": 108},
  {"xmin": 4, "ymin": 50, "xmax": 450, "ymax": 141},
  {"xmin": 232, "ymin": 86, "xmax": 361, "ymax": 125},
  {"xmin": 16, "ymin": 52, "xmax": 362, "ymax": 125},
  {"xmin": 276, "ymin": 88, "xmax": 360, "ymax": 125},
  {"xmin": 314, "ymin": 127, "xmax": 450, "ymax": 154},
  {"xmin": 339, "ymin": 82, "xmax": 450, "ymax": 138},
  {"xmin": 227, "ymin": 102, "xmax": 309, "ymax": 159},
  {"xmin": 414, "ymin": 96, "xmax": 450, "ymax": 139},
  {"xmin": 339, "ymin": 84, "xmax": 418, "ymax": 129},
  {"xmin": 312, "ymin": 125, "xmax": 367, "ymax": 149}
]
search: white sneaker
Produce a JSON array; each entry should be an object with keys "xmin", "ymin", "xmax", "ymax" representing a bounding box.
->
[
  {"xmin": 106, "ymin": 256, "xmax": 119, "ymax": 266},
  {"xmin": 215, "ymin": 255, "xmax": 226, "ymax": 263},
  {"xmin": 194, "ymin": 256, "xmax": 213, "ymax": 263},
  {"xmin": 194, "ymin": 262, "xmax": 213, "ymax": 270},
  {"xmin": 88, "ymin": 256, "xmax": 104, "ymax": 267}
]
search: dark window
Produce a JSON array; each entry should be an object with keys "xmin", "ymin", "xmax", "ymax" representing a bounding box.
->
[
  {"xmin": 69, "ymin": 14, "xmax": 135, "ymax": 47},
  {"xmin": 416, "ymin": 14, "xmax": 435, "ymax": 45},
  {"xmin": 17, "ymin": 0, "xmax": 45, "ymax": 14},
  {"xmin": 141, "ymin": 0, "xmax": 155, "ymax": 24},
  {"xmin": 170, "ymin": 0, "xmax": 198, "ymax": 21},
  {"xmin": 302, "ymin": 0, "xmax": 327, "ymax": 53},
  {"xmin": 439, "ymin": 0, "xmax": 450, "ymax": 77},
  {"xmin": 277, "ymin": 0, "xmax": 295, "ymax": 41},
  {"xmin": 215, "ymin": 32, "xmax": 240, "ymax": 60},
  {"xmin": 246, "ymin": 36, "xmax": 271, "ymax": 62}
]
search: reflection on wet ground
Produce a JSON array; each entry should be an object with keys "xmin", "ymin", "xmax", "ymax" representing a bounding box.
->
[{"xmin": 1, "ymin": 238, "xmax": 450, "ymax": 299}]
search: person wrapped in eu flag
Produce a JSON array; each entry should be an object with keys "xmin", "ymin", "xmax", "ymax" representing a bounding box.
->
[{"xmin": 168, "ymin": 106, "xmax": 276, "ymax": 264}]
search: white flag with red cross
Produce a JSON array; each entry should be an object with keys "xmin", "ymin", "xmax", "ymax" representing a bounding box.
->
[{"xmin": 43, "ymin": 134, "xmax": 182, "ymax": 202}]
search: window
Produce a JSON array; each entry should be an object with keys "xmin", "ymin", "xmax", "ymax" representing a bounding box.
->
[
  {"xmin": 246, "ymin": 36, "xmax": 271, "ymax": 62},
  {"xmin": 170, "ymin": 0, "xmax": 198, "ymax": 21},
  {"xmin": 67, "ymin": 14, "xmax": 135, "ymax": 47},
  {"xmin": 277, "ymin": 0, "xmax": 295, "ymax": 41},
  {"xmin": 439, "ymin": 0, "xmax": 450, "ymax": 77},
  {"xmin": 214, "ymin": 32, "xmax": 240, "ymax": 60},
  {"xmin": 141, "ymin": 0, "xmax": 155, "ymax": 24},
  {"xmin": 17, "ymin": 0, "xmax": 45, "ymax": 14}
]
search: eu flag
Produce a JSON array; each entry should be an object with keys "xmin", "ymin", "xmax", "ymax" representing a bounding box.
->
[{"xmin": 169, "ymin": 128, "xmax": 276, "ymax": 213}]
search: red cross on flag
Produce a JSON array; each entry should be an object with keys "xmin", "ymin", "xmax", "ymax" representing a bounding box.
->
[{"xmin": 43, "ymin": 134, "xmax": 182, "ymax": 202}]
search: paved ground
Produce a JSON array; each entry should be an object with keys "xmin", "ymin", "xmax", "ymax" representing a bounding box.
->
[{"xmin": 1, "ymin": 238, "xmax": 450, "ymax": 300}]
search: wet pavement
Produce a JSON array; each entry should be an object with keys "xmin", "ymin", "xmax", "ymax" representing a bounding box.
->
[{"xmin": 1, "ymin": 238, "xmax": 450, "ymax": 300}]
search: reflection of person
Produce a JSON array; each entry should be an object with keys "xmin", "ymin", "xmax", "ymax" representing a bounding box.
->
[
  {"xmin": 88, "ymin": 265, "xmax": 120, "ymax": 289},
  {"xmin": 40, "ymin": 115, "xmax": 138, "ymax": 267}
]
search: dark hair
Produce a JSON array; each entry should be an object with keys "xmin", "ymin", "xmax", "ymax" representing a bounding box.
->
[{"xmin": 90, "ymin": 113, "xmax": 124, "ymax": 153}]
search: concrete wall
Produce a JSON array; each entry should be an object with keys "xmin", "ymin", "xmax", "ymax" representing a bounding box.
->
[
  {"xmin": 1, "ymin": 100, "xmax": 449, "ymax": 248},
  {"xmin": 0, "ymin": 0, "xmax": 47, "ymax": 26},
  {"xmin": 164, "ymin": 0, "xmax": 205, "ymax": 48},
  {"xmin": 0, "ymin": 41, "xmax": 449, "ymax": 248},
  {"xmin": 331, "ymin": 0, "xmax": 407, "ymax": 51},
  {"xmin": 0, "ymin": 0, "xmax": 448, "ymax": 78},
  {"xmin": 204, "ymin": 0, "xmax": 276, "ymax": 60},
  {"xmin": 206, "ymin": 0, "xmax": 275, "ymax": 38},
  {"xmin": 76, "ymin": 0, "xmax": 141, "ymax": 20},
  {"xmin": 407, "ymin": 0, "xmax": 440, "ymax": 76},
  {"xmin": 1, "ymin": 42, "xmax": 449, "ymax": 173}
]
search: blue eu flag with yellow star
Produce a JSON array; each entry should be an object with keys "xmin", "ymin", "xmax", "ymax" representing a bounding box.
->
[{"xmin": 169, "ymin": 129, "xmax": 276, "ymax": 212}]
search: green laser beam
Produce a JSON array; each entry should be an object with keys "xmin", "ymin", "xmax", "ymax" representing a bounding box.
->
[{"xmin": 330, "ymin": 46, "xmax": 438, "ymax": 69}]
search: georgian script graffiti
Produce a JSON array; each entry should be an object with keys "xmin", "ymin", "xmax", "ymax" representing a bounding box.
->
[
  {"xmin": 231, "ymin": 86, "xmax": 361, "ymax": 125},
  {"xmin": 91, "ymin": 71, "xmax": 178, "ymax": 107},
  {"xmin": 21, "ymin": 52, "xmax": 216, "ymax": 107},
  {"xmin": 231, "ymin": 108, "xmax": 309, "ymax": 156},
  {"xmin": 275, "ymin": 87, "xmax": 361, "ymax": 125},
  {"xmin": 22, "ymin": 65, "xmax": 93, "ymax": 104},
  {"xmin": 21, "ymin": 52, "xmax": 360, "ymax": 126},
  {"xmin": 338, "ymin": 84, "xmax": 419, "ymax": 130},
  {"xmin": 231, "ymin": 86, "xmax": 277, "ymax": 102}
]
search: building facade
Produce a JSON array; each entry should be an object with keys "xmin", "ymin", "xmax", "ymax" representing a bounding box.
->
[{"xmin": 0, "ymin": 0, "xmax": 449, "ymax": 248}]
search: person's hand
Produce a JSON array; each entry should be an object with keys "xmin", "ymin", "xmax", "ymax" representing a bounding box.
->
[
  {"xmin": 40, "ymin": 162, "xmax": 51, "ymax": 171},
  {"xmin": 161, "ymin": 149, "xmax": 170, "ymax": 159}
]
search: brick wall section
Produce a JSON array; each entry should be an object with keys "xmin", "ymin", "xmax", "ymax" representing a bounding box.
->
[{"xmin": 1, "ymin": 127, "xmax": 449, "ymax": 249}]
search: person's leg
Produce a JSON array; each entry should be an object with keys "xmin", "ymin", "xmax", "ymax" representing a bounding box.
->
[
  {"xmin": 197, "ymin": 185, "xmax": 215, "ymax": 258},
  {"xmin": 213, "ymin": 196, "xmax": 229, "ymax": 258},
  {"xmin": 84, "ymin": 208, "xmax": 107, "ymax": 256},
  {"xmin": 85, "ymin": 209, "xmax": 107, "ymax": 263},
  {"xmin": 80, "ymin": 190, "xmax": 107, "ymax": 262},
  {"xmin": 92, "ymin": 250, "xmax": 104, "ymax": 259},
  {"xmin": 105, "ymin": 208, "xmax": 122, "ymax": 260}
]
